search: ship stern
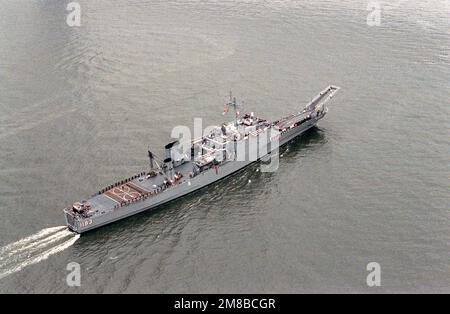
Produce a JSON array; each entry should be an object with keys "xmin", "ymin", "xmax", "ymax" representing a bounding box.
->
[{"xmin": 63, "ymin": 208, "xmax": 79, "ymax": 233}]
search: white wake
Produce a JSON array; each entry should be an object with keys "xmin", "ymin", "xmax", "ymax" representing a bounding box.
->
[{"xmin": 0, "ymin": 226, "xmax": 80, "ymax": 280}]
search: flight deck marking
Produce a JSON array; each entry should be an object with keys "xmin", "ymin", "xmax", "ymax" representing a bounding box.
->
[
  {"xmin": 103, "ymin": 192, "xmax": 121, "ymax": 204},
  {"xmin": 106, "ymin": 185, "xmax": 142, "ymax": 203}
]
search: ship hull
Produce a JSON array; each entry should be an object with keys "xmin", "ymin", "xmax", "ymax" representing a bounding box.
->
[{"xmin": 66, "ymin": 112, "xmax": 325, "ymax": 234}]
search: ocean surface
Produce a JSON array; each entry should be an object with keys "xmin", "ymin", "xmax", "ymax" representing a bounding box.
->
[{"xmin": 0, "ymin": 0, "xmax": 449, "ymax": 293}]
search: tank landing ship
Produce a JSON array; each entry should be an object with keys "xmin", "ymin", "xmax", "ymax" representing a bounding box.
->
[{"xmin": 64, "ymin": 86, "xmax": 340, "ymax": 233}]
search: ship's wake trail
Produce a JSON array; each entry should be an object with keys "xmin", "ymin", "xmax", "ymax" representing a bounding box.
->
[{"xmin": 0, "ymin": 226, "xmax": 80, "ymax": 280}]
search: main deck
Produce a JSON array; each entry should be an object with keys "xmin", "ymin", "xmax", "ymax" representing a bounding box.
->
[{"xmin": 78, "ymin": 161, "xmax": 196, "ymax": 218}]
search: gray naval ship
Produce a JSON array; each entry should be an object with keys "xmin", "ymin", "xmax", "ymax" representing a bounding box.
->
[{"xmin": 64, "ymin": 86, "xmax": 339, "ymax": 233}]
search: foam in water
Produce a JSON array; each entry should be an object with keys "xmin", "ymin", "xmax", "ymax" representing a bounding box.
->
[{"xmin": 0, "ymin": 227, "xmax": 79, "ymax": 280}]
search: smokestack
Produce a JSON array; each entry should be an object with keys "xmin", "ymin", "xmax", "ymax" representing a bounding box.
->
[
  {"xmin": 165, "ymin": 141, "xmax": 179, "ymax": 160},
  {"xmin": 163, "ymin": 157, "xmax": 174, "ymax": 180}
]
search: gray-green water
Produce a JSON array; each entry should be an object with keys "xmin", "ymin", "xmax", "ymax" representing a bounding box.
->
[{"xmin": 0, "ymin": 0, "xmax": 449, "ymax": 293}]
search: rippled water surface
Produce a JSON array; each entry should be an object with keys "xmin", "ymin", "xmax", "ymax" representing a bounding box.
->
[{"xmin": 0, "ymin": 0, "xmax": 449, "ymax": 293}]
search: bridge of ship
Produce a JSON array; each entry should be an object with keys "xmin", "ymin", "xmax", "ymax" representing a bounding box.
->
[{"xmin": 191, "ymin": 115, "xmax": 272, "ymax": 164}]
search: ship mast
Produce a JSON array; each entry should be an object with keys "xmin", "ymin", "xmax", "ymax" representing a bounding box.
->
[{"xmin": 226, "ymin": 91, "xmax": 239, "ymax": 127}]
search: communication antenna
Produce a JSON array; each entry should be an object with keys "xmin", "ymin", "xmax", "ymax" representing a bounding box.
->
[{"xmin": 224, "ymin": 91, "xmax": 241, "ymax": 127}]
